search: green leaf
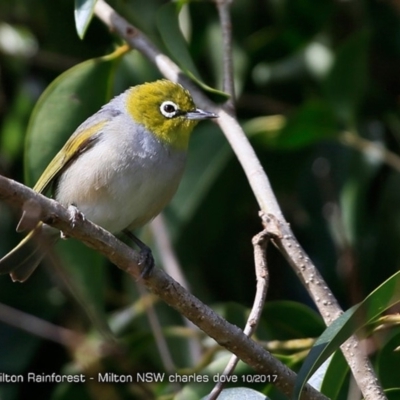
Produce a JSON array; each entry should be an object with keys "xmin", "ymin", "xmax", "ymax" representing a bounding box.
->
[
  {"xmin": 156, "ymin": 2, "xmax": 228, "ymax": 99},
  {"xmin": 319, "ymin": 351, "xmax": 348, "ymax": 399},
  {"xmin": 157, "ymin": 3, "xmax": 200, "ymax": 78},
  {"xmin": 25, "ymin": 45, "xmax": 129, "ymax": 186},
  {"xmin": 294, "ymin": 270, "xmax": 400, "ymax": 399},
  {"xmin": 245, "ymin": 100, "xmax": 337, "ymax": 150},
  {"xmin": 74, "ymin": 0, "xmax": 97, "ymax": 39},
  {"xmin": 377, "ymin": 331, "xmax": 400, "ymax": 389},
  {"xmin": 323, "ymin": 29, "xmax": 369, "ymax": 124},
  {"xmin": 259, "ymin": 301, "xmax": 325, "ymax": 340}
]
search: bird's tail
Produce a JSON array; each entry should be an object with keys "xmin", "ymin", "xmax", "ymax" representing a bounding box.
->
[{"xmin": 0, "ymin": 223, "xmax": 58, "ymax": 282}]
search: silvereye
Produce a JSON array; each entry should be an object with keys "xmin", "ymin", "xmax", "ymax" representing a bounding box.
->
[{"xmin": 0, "ymin": 79, "xmax": 217, "ymax": 282}]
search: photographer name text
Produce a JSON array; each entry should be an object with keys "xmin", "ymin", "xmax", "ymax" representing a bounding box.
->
[{"xmin": 0, "ymin": 372, "xmax": 278, "ymax": 384}]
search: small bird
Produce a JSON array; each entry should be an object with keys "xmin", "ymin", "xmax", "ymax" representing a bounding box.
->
[{"xmin": 0, "ymin": 79, "xmax": 217, "ymax": 282}]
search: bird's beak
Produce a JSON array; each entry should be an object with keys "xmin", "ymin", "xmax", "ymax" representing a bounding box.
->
[{"xmin": 186, "ymin": 108, "xmax": 218, "ymax": 120}]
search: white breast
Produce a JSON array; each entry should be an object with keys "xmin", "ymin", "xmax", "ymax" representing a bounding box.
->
[{"xmin": 55, "ymin": 117, "xmax": 187, "ymax": 233}]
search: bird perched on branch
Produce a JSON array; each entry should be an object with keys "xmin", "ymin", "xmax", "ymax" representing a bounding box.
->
[{"xmin": 0, "ymin": 79, "xmax": 217, "ymax": 282}]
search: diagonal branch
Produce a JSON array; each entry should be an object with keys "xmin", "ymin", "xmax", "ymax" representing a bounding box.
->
[
  {"xmin": 92, "ymin": 2, "xmax": 387, "ymax": 398},
  {"xmin": 0, "ymin": 174, "xmax": 327, "ymax": 400}
]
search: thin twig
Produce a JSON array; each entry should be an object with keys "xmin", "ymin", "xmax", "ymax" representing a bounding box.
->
[
  {"xmin": 92, "ymin": 2, "xmax": 387, "ymax": 398},
  {"xmin": 0, "ymin": 302, "xmax": 82, "ymax": 346},
  {"xmin": 208, "ymin": 213, "xmax": 272, "ymax": 399},
  {"xmin": 215, "ymin": 0, "xmax": 235, "ymax": 111}
]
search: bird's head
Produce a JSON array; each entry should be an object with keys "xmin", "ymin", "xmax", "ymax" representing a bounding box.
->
[{"xmin": 126, "ymin": 80, "xmax": 217, "ymax": 150}]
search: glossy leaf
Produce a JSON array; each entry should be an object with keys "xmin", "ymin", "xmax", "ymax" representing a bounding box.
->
[
  {"xmin": 294, "ymin": 270, "xmax": 400, "ymax": 399},
  {"xmin": 307, "ymin": 356, "xmax": 331, "ymax": 391},
  {"xmin": 74, "ymin": 0, "xmax": 97, "ymax": 39},
  {"xmin": 157, "ymin": 3, "xmax": 200, "ymax": 77},
  {"xmin": 156, "ymin": 2, "xmax": 228, "ymax": 99},
  {"xmin": 259, "ymin": 301, "xmax": 325, "ymax": 340},
  {"xmin": 319, "ymin": 351, "xmax": 348, "ymax": 399}
]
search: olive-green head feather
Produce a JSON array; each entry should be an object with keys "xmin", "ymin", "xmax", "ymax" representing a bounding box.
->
[{"xmin": 126, "ymin": 80, "xmax": 217, "ymax": 150}]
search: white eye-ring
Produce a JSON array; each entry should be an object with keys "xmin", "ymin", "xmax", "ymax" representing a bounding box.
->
[{"xmin": 160, "ymin": 101, "xmax": 179, "ymax": 118}]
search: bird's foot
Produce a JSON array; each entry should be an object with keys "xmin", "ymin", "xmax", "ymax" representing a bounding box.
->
[
  {"xmin": 60, "ymin": 205, "xmax": 86, "ymax": 240},
  {"xmin": 123, "ymin": 230, "xmax": 155, "ymax": 279},
  {"xmin": 138, "ymin": 246, "xmax": 155, "ymax": 279},
  {"xmin": 68, "ymin": 204, "xmax": 86, "ymax": 227}
]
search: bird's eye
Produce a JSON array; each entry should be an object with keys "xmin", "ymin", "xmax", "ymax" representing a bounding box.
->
[{"xmin": 160, "ymin": 101, "xmax": 179, "ymax": 118}]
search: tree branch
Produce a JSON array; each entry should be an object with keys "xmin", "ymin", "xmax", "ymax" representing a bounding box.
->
[
  {"xmin": 0, "ymin": 174, "xmax": 327, "ymax": 400},
  {"xmin": 92, "ymin": 2, "xmax": 386, "ymax": 398}
]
